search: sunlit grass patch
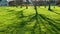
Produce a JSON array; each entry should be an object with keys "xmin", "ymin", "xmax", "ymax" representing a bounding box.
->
[{"xmin": 0, "ymin": 6, "xmax": 60, "ymax": 34}]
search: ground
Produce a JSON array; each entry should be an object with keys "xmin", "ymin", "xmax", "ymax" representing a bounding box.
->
[{"xmin": 0, "ymin": 6, "xmax": 60, "ymax": 34}]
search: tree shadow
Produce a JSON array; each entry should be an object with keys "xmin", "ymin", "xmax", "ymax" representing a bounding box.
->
[
  {"xmin": 40, "ymin": 8, "xmax": 60, "ymax": 15},
  {"xmin": 48, "ymin": 10, "xmax": 60, "ymax": 15},
  {"xmin": 14, "ymin": 7, "xmax": 42, "ymax": 34},
  {"xmin": 27, "ymin": 12, "xmax": 60, "ymax": 34},
  {"xmin": 39, "ymin": 14, "xmax": 60, "ymax": 34},
  {"xmin": 2, "ymin": 7, "xmax": 60, "ymax": 34},
  {"xmin": 31, "ymin": 15, "xmax": 42, "ymax": 34},
  {"xmin": 16, "ymin": 9, "xmax": 36, "ymax": 28}
]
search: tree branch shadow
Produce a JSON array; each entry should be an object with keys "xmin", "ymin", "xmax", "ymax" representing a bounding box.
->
[
  {"xmin": 2, "ymin": 8, "xmax": 60, "ymax": 34},
  {"xmin": 39, "ymin": 14, "xmax": 60, "ymax": 34},
  {"xmin": 49, "ymin": 10, "xmax": 60, "ymax": 15}
]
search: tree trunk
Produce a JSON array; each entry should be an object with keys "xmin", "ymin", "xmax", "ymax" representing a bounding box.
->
[
  {"xmin": 45, "ymin": 0, "xmax": 46, "ymax": 8},
  {"xmin": 48, "ymin": 0, "xmax": 51, "ymax": 11},
  {"xmin": 54, "ymin": 0, "xmax": 55, "ymax": 8},
  {"xmin": 38, "ymin": 0, "xmax": 40, "ymax": 7},
  {"xmin": 26, "ymin": 0, "xmax": 29, "ymax": 9},
  {"xmin": 20, "ymin": 0, "xmax": 23, "ymax": 8}
]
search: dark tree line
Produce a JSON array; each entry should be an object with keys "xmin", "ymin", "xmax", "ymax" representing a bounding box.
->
[{"xmin": 14, "ymin": 0, "xmax": 60, "ymax": 10}]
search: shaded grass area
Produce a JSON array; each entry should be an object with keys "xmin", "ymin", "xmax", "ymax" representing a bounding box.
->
[{"xmin": 0, "ymin": 6, "xmax": 60, "ymax": 34}]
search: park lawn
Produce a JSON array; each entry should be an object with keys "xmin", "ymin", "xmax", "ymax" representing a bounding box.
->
[{"xmin": 0, "ymin": 6, "xmax": 60, "ymax": 34}]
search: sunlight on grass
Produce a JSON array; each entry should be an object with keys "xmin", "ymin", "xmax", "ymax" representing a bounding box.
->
[{"xmin": 0, "ymin": 6, "xmax": 60, "ymax": 34}]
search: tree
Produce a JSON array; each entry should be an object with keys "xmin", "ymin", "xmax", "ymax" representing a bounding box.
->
[
  {"xmin": 38, "ymin": 0, "xmax": 41, "ymax": 7},
  {"xmin": 45, "ymin": 0, "xmax": 46, "ymax": 8},
  {"xmin": 34, "ymin": 0, "xmax": 38, "ymax": 14},
  {"xmin": 20, "ymin": 0, "xmax": 23, "ymax": 8},
  {"xmin": 15, "ymin": 0, "xmax": 23, "ymax": 8},
  {"xmin": 56, "ymin": 0, "xmax": 60, "ymax": 5},
  {"xmin": 48, "ymin": 0, "xmax": 51, "ymax": 11},
  {"xmin": 26, "ymin": 0, "xmax": 29, "ymax": 9},
  {"xmin": 54, "ymin": 0, "xmax": 55, "ymax": 8},
  {"xmin": 15, "ymin": 0, "xmax": 18, "ymax": 7}
]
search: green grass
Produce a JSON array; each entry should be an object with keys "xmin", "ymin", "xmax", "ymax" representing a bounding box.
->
[{"xmin": 0, "ymin": 6, "xmax": 60, "ymax": 34}]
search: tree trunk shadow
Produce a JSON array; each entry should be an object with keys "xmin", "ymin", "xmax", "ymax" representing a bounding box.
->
[
  {"xmin": 48, "ymin": 10, "xmax": 60, "ymax": 15},
  {"xmin": 39, "ymin": 14, "xmax": 60, "ymax": 34},
  {"xmin": 5, "ymin": 7, "xmax": 60, "ymax": 34}
]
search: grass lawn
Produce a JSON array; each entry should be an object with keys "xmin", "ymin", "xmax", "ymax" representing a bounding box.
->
[{"xmin": 0, "ymin": 6, "xmax": 60, "ymax": 34}]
